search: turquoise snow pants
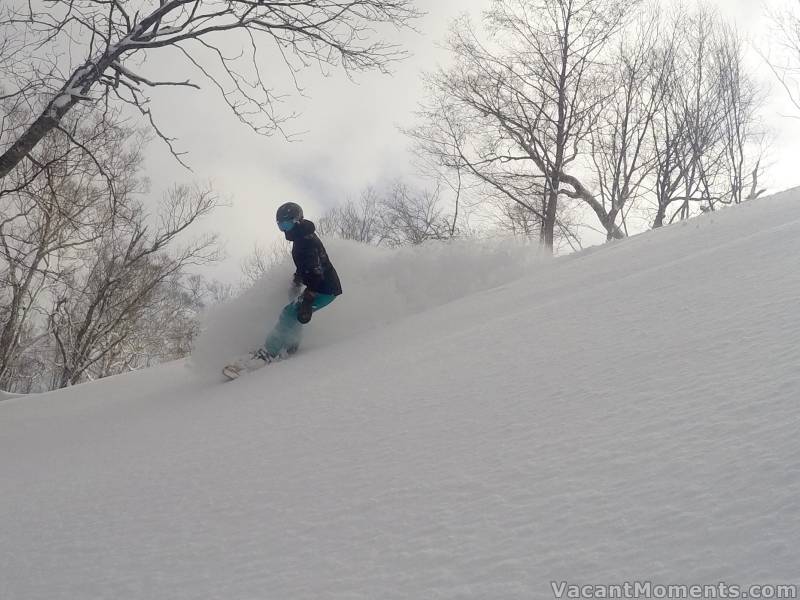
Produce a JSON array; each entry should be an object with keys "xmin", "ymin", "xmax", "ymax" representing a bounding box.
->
[{"xmin": 263, "ymin": 293, "xmax": 336, "ymax": 358}]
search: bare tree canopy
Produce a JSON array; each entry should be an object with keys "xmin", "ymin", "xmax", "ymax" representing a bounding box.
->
[
  {"xmin": 0, "ymin": 0, "xmax": 420, "ymax": 178},
  {"xmin": 0, "ymin": 101, "xmax": 222, "ymax": 391},
  {"xmin": 763, "ymin": 0, "xmax": 800, "ymax": 115},
  {"xmin": 48, "ymin": 183, "xmax": 220, "ymax": 387},
  {"xmin": 408, "ymin": 0, "xmax": 635, "ymax": 253},
  {"xmin": 406, "ymin": 0, "xmax": 767, "ymax": 249},
  {"xmin": 240, "ymin": 240, "xmax": 289, "ymax": 287},
  {"xmin": 647, "ymin": 5, "xmax": 767, "ymax": 228},
  {"xmin": 318, "ymin": 181, "xmax": 456, "ymax": 247}
]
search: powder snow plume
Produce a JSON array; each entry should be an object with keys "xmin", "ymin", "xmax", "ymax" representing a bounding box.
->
[{"xmin": 190, "ymin": 238, "xmax": 540, "ymax": 371}]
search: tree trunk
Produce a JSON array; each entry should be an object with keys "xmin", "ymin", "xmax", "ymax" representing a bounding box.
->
[
  {"xmin": 543, "ymin": 181, "xmax": 558, "ymax": 252},
  {"xmin": 653, "ymin": 203, "xmax": 667, "ymax": 228},
  {"xmin": 0, "ymin": 96, "xmax": 79, "ymax": 179}
]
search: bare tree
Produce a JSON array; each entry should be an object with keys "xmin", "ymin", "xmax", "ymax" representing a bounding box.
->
[
  {"xmin": 240, "ymin": 240, "xmax": 290, "ymax": 287},
  {"xmin": 648, "ymin": 5, "xmax": 765, "ymax": 228},
  {"xmin": 0, "ymin": 110, "xmax": 144, "ymax": 388},
  {"xmin": 80, "ymin": 271, "xmax": 233, "ymax": 379},
  {"xmin": 318, "ymin": 181, "xmax": 456, "ymax": 247},
  {"xmin": 409, "ymin": 0, "xmax": 634, "ymax": 253},
  {"xmin": 48, "ymin": 184, "xmax": 219, "ymax": 387},
  {"xmin": 0, "ymin": 0, "xmax": 420, "ymax": 180},
  {"xmin": 589, "ymin": 8, "xmax": 674, "ymax": 238},
  {"xmin": 763, "ymin": 0, "xmax": 800, "ymax": 115},
  {"xmin": 494, "ymin": 198, "xmax": 541, "ymax": 237},
  {"xmin": 197, "ymin": 276, "xmax": 237, "ymax": 305},
  {"xmin": 409, "ymin": 92, "xmax": 581, "ymax": 249},
  {"xmin": 715, "ymin": 25, "xmax": 768, "ymax": 206},
  {"xmin": 380, "ymin": 181, "xmax": 453, "ymax": 246},
  {"xmin": 317, "ymin": 187, "xmax": 386, "ymax": 244}
]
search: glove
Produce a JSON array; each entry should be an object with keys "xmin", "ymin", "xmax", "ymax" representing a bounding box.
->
[{"xmin": 296, "ymin": 289, "xmax": 316, "ymax": 324}]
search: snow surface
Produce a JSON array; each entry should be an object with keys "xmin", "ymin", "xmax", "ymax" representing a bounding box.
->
[{"xmin": 2, "ymin": 190, "xmax": 800, "ymax": 599}]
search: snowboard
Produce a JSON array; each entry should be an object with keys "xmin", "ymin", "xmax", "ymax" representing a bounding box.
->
[
  {"xmin": 222, "ymin": 346, "xmax": 298, "ymax": 380},
  {"xmin": 222, "ymin": 352, "xmax": 270, "ymax": 381}
]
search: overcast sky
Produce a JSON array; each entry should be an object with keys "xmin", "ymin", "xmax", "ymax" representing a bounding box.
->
[{"xmin": 134, "ymin": 0, "xmax": 799, "ymax": 282}]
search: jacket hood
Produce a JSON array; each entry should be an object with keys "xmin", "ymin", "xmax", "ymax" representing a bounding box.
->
[{"xmin": 285, "ymin": 219, "xmax": 315, "ymax": 241}]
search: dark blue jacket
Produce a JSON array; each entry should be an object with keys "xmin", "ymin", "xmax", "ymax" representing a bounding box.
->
[{"xmin": 285, "ymin": 220, "xmax": 342, "ymax": 296}]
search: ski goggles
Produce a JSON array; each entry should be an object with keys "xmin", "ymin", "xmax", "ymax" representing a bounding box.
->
[{"xmin": 277, "ymin": 219, "xmax": 297, "ymax": 232}]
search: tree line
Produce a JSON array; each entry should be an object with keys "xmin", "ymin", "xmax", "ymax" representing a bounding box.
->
[
  {"xmin": 315, "ymin": 1, "xmax": 779, "ymax": 255},
  {"xmin": 403, "ymin": 0, "xmax": 771, "ymax": 253},
  {"xmin": 3, "ymin": 0, "xmax": 800, "ymax": 391},
  {"xmin": 0, "ymin": 106, "xmax": 221, "ymax": 391}
]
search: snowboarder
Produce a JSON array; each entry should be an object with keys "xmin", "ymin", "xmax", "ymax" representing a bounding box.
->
[{"xmin": 223, "ymin": 202, "xmax": 342, "ymax": 379}]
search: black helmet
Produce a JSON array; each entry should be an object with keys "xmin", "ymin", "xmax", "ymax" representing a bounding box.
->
[
  {"xmin": 276, "ymin": 202, "xmax": 303, "ymax": 232},
  {"xmin": 276, "ymin": 202, "xmax": 303, "ymax": 223}
]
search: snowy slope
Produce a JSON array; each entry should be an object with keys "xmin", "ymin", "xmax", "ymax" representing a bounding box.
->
[{"xmin": 2, "ymin": 190, "xmax": 800, "ymax": 599}]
